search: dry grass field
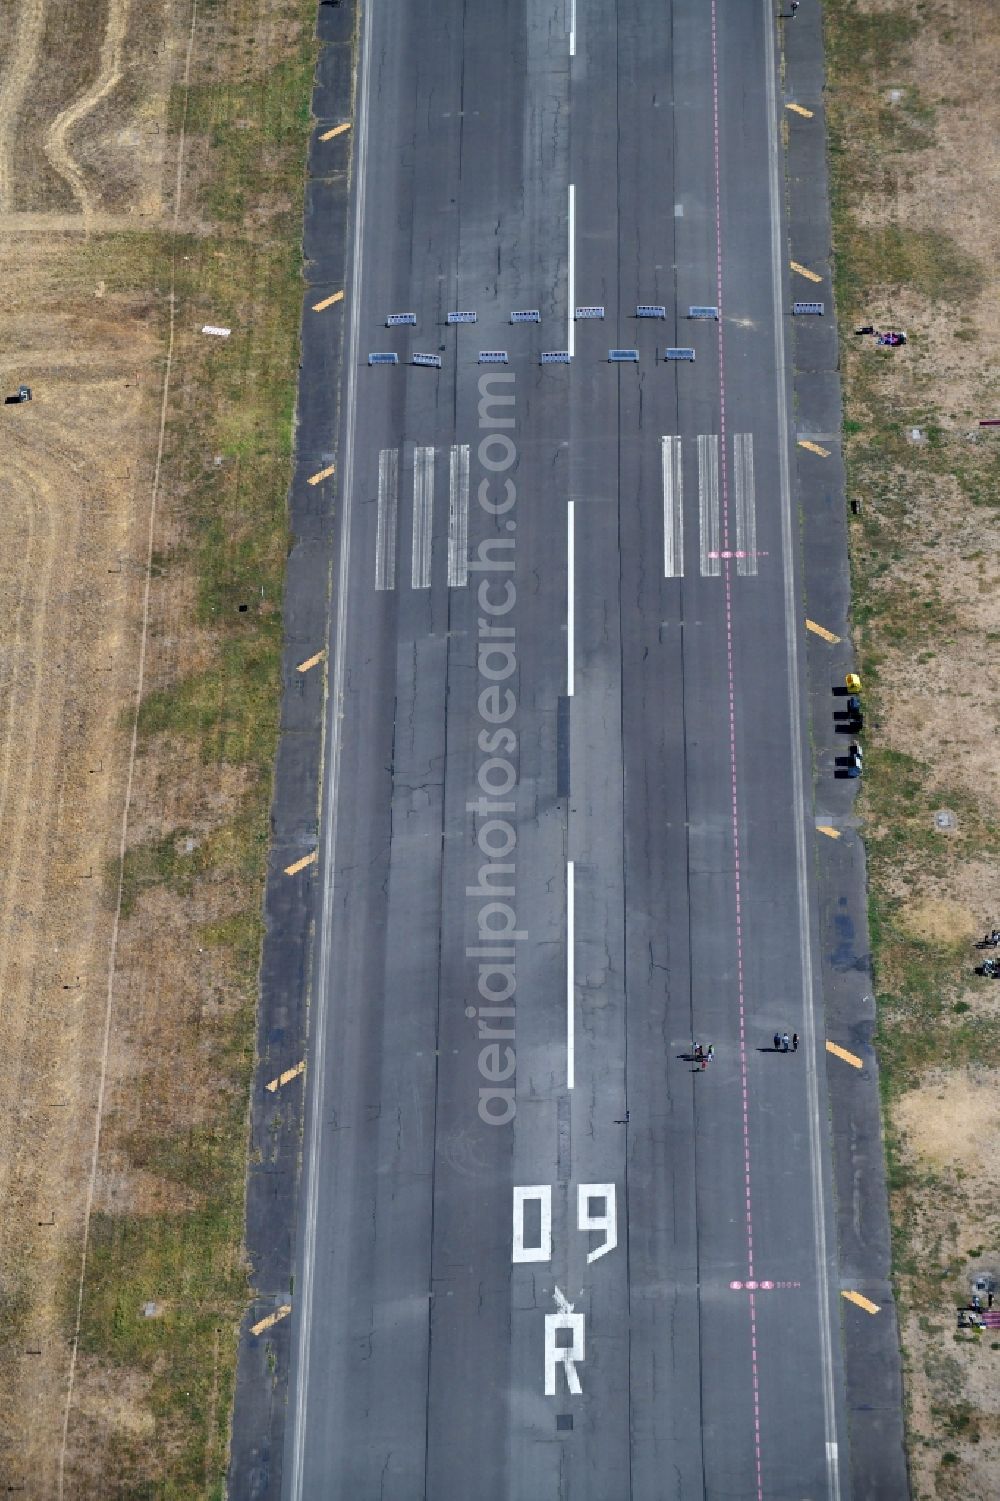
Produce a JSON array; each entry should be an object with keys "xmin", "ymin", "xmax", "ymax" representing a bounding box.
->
[
  {"xmin": 824, "ymin": 0, "xmax": 1000, "ymax": 1495},
  {"xmin": 0, "ymin": 0, "xmax": 319, "ymax": 1494}
]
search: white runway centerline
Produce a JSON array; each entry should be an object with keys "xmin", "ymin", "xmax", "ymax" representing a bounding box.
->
[
  {"xmin": 447, "ymin": 443, "xmax": 469, "ymax": 587},
  {"xmin": 411, "ymin": 445, "xmax": 434, "ymax": 589},
  {"xmin": 661, "ymin": 435, "xmax": 684, "ymax": 577},
  {"xmin": 375, "ymin": 447, "xmax": 398, "ymax": 591},
  {"xmin": 567, "ymin": 185, "xmax": 576, "ymax": 357},
  {"xmin": 698, "ymin": 433, "xmax": 721, "ymax": 577},
  {"xmin": 567, "ymin": 500, "xmax": 575, "ymax": 696},
  {"xmin": 733, "ymin": 432, "xmax": 758, "ymax": 576},
  {"xmin": 566, "ymin": 859, "xmax": 575, "ymax": 1090}
]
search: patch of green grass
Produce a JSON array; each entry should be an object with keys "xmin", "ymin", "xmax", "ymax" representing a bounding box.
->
[
  {"xmin": 199, "ymin": 909, "xmax": 266, "ymax": 989},
  {"xmin": 823, "ymin": 1, "xmax": 918, "ymax": 75},
  {"xmin": 137, "ymin": 634, "xmax": 281, "ymax": 770},
  {"xmin": 846, "ymin": 224, "xmax": 984, "ymax": 305},
  {"xmin": 117, "ymin": 830, "xmax": 201, "ymax": 918},
  {"xmin": 70, "ymin": 1202, "xmax": 244, "ymax": 1495},
  {"xmin": 175, "ymin": 49, "xmax": 315, "ymax": 227}
]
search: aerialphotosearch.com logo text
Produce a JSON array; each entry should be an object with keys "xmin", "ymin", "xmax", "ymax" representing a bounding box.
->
[{"xmin": 466, "ymin": 372, "xmax": 521, "ymax": 1127}]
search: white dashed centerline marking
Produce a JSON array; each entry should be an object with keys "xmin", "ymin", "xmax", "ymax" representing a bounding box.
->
[
  {"xmin": 375, "ymin": 447, "xmax": 398, "ymax": 591},
  {"xmin": 447, "ymin": 444, "xmax": 469, "ymax": 587},
  {"xmin": 566, "ymin": 859, "xmax": 575, "ymax": 1090},
  {"xmin": 567, "ymin": 500, "xmax": 575, "ymax": 696},
  {"xmin": 569, "ymin": 0, "xmax": 577, "ymax": 56},
  {"xmin": 661, "ymin": 434, "xmax": 684, "ymax": 577},
  {"xmin": 411, "ymin": 445, "xmax": 434, "ymax": 589},
  {"xmin": 567, "ymin": 185, "xmax": 575, "ymax": 357}
]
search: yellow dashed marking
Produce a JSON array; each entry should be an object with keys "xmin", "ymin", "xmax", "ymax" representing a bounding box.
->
[
  {"xmin": 827, "ymin": 1040, "xmax": 863, "ymax": 1070},
  {"xmin": 817, "ymin": 825, "xmax": 841, "ymax": 839},
  {"xmin": 798, "ymin": 439, "xmax": 830, "ymax": 458},
  {"xmin": 790, "ymin": 260, "xmax": 823, "ymax": 283},
  {"xmin": 297, "ymin": 650, "xmax": 325, "ymax": 674},
  {"xmin": 307, "ymin": 464, "xmax": 335, "ymax": 486},
  {"xmin": 284, "ymin": 849, "xmax": 318, "ymax": 877},
  {"xmin": 312, "ymin": 290, "xmax": 345, "ymax": 312},
  {"xmin": 806, "ymin": 619, "xmax": 840, "ymax": 644},
  {"xmin": 786, "ymin": 102, "xmax": 814, "ymax": 118},
  {"xmin": 319, "ymin": 121, "xmax": 352, "ymax": 141},
  {"xmin": 841, "ymin": 1289, "xmax": 880, "ymax": 1315},
  {"xmin": 250, "ymin": 1304, "xmax": 292, "ymax": 1337},
  {"xmin": 266, "ymin": 1060, "xmax": 305, "ymax": 1094}
]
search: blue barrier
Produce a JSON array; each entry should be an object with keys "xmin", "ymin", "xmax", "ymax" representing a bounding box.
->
[
  {"xmin": 478, "ymin": 351, "xmax": 509, "ymax": 364},
  {"xmin": 447, "ymin": 310, "xmax": 477, "ymax": 324},
  {"xmin": 793, "ymin": 301, "xmax": 824, "ymax": 315},
  {"xmin": 386, "ymin": 313, "xmax": 417, "ymax": 326},
  {"xmin": 688, "ymin": 306, "xmax": 719, "ymax": 320},
  {"xmin": 575, "ymin": 306, "xmax": 605, "ymax": 320},
  {"xmin": 635, "ymin": 305, "xmax": 666, "ymax": 319},
  {"xmin": 368, "ymin": 353, "xmax": 399, "ymax": 366},
  {"xmin": 411, "ymin": 353, "xmax": 442, "ymax": 368},
  {"xmin": 665, "ymin": 348, "xmax": 696, "ymax": 361},
  {"xmin": 609, "ymin": 349, "xmax": 639, "ymax": 362},
  {"xmin": 511, "ymin": 310, "xmax": 541, "ymax": 323},
  {"xmin": 540, "ymin": 351, "xmax": 571, "ymax": 364}
]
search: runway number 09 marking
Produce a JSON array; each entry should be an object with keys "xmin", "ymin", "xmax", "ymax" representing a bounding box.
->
[{"xmin": 512, "ymin": 1184, "xmax": 618, "ymax": 1396}]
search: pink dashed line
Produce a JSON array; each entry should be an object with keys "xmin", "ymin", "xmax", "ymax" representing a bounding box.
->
[{"xmin": 710, "ymin": 4, "xmax": 764, "ymax": 1498}]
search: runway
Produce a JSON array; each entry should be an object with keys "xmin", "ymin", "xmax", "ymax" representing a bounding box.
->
[{"xmin": 277, "ymin": 3, "xmax": 879, "ymax": 1496}]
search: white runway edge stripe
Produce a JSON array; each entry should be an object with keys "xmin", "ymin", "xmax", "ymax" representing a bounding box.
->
[
  {"xmin": 698, "ymin": 433, "xmax": 721, "ymax": 576},
  {"xmin": 733, "ymin": 432, "xmax": 757, "ymax": 577},
  {"xmin": 448, "ymin": 444, "xmax": 470, "ymax": 587},
  {"xmin": 566, "ymin": 859, "xmax": 575, "ymax": 1090},
  {"xmin": 661, "ymin": 434, "xmax": 684, "ymax": 577},
  {"xmin": 374, "ymin": 447, "xmax": 398, "ymax": 591},
  {"xmin": 411, "ymin": 445, "xmax": 434, "ymax": 589},
  {"xmin": 287, "ymin": 0, "xmax": 376, "ymax": 1491},
  {"xmin": 762, "ymin": 0, "xmax": 842, "ymax": 1490}
]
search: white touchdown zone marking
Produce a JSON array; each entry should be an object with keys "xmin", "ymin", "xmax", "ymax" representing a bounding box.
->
[
  {"xmin": 567, "ymin": 185, "xmax": 576, "ymax": 357},
  {"xmin": 374, "ymin": 446, "xmax": 398, "ymax": 591},
  {"xmin": 698, "ymin": 433, "xmax": 721, "ymax": 577},
  {"xmin": 661, "ymin": 434, "xmax": 684, "ymax": 577},
  {"xmin": 733, "ymin": 432, "xmax": 757, "ymax": 576},
  {"xmin": 447, "ymin": 443, "xmax": 470, "ymax": 587},
  {"xmin": 411, "ymin": 445, "xmax": 434, "ymax": 589},
  {"xmin": 566, "ymin": 859, "xmax": 575, "ymax": 1089}
]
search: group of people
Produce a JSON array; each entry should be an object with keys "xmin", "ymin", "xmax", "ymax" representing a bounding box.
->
[
  {"xmin": 773, "ymin": 1031, "xmax": 799, "ymax": 1052},
  {"xmin": 957, "ymin": 1292, "xmax": 996, "ymax": 1330},
  {"xmin": 691, "ymin": 1034, "xmax": 801, "ymax": 1064},
  {"xmin": 854, "ymin": 325, "xmax": 907, "ymax": 348}
]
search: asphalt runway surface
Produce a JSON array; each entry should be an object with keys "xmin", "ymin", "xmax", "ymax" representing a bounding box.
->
[{"xmin": 274, "ymin": 2, "xmax": 901, "ymax": 1497}]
